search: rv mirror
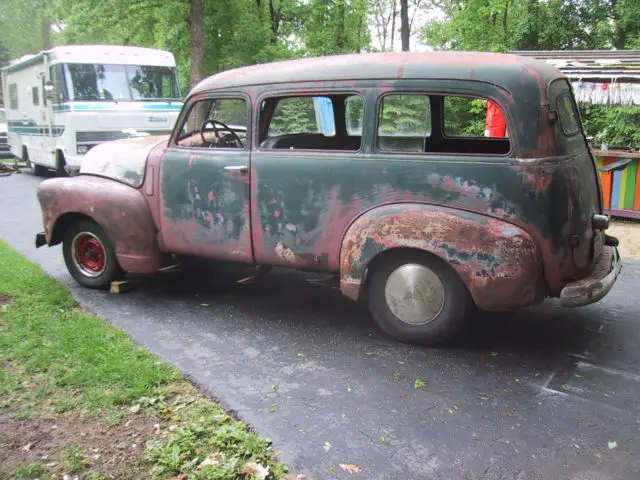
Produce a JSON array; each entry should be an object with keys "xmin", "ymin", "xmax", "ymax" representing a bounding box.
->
[{"xmin": 44, "ymin": 81, "xmax": 55, "ymax": 100}]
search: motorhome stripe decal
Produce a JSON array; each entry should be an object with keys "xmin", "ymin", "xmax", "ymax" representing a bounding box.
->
[
  {"xmin": 7, "ymin": 120, "xmax": 65, "ymax": 136},
  {"xmin": 52, "ymin": 103, "xmax": 182, "ymax": 112}
]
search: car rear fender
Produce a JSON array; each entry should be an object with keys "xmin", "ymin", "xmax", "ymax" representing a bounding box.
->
[{"xmin": 339, "ymin": 203, "xmax": 547, "ymax": 310}]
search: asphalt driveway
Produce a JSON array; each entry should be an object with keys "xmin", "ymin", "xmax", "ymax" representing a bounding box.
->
[{"xmin": 1, "ymin": 170, "xmax": 639, "ymax": 480}]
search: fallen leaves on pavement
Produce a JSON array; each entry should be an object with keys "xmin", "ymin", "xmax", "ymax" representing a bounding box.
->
[{"xmin": 339, "ymin": 463, "xmax": 362, "ymax": 473}]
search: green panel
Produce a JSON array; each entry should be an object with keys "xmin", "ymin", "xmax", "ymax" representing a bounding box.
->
[{"xmin": 624, "ymin": 160, "xmax": 637, "ymax": 210}]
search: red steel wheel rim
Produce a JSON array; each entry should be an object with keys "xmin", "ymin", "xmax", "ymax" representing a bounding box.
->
[{"xmin": 73, "ymin": 233, "xmax": 106, "ymax": 276}]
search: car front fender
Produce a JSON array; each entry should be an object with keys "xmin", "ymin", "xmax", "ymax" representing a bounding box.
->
[{"xmin": 37, "ymin": 175, "xmax": 163, "ymax": 274}]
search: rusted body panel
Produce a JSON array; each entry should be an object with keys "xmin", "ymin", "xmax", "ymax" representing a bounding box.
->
[
  {"xmin": 157, "ymin": 146, "xmax": 253, "ymax": 263},
  {"xmin": 37, "ymin": 175, "xmax": 163, "ymax": 273},
  {"xmin": 339, "ymin": 204, "xmax": 546, "ymax": 310}
]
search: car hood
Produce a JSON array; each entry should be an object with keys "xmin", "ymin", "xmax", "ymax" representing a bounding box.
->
[{"xmin": 79, "ymin": 134, "xmax": 170, "ymax": 188}]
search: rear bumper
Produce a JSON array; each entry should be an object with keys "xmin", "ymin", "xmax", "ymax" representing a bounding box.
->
[{"xmin": 560, "ymin": 245, "xmax": 621, "ymax": 307}]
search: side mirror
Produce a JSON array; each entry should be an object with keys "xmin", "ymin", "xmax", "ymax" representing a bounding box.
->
[{"xmin": 44, "ymin": 81, "xmax": 55, "ymax": 100}]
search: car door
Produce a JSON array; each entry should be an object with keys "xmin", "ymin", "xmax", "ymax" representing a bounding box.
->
[{"xmin": 158, "ymin": 93, "xmax": 253, "ymax": 262}]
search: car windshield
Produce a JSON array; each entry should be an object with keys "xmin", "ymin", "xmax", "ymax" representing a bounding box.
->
[{"xmin": 63, "ymin": 63, "xmax": 180, "ymax": 102}]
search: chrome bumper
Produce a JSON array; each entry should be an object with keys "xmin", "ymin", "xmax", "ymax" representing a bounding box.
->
[{"xmin": 560, "ymin": 245, "xmax": 621, "ymax": 307}]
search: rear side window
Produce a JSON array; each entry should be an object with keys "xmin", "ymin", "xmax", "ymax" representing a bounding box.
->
[
  {"xmin": 269, "ymin": 96, "xmax": 332, "ymax": 136},
  {"xmin": 557, "ymin": 94, "xmax": 579, "ymax": 136},
  {"xmin": 377, "ymin": 94, "xmax": 431, "ymax": 152},
  {"xmin": 345, "ymin": 96, "xmax": 363, "ymax": 136},
  {"xmin": 259, "ymin": 94, "xmax": 363, "ymax": 151},
  {"xmin": 376, "ymin": 93, "xmax": 510, "ymax": 155},
  {"xmin": 444, "ymin": 96, "xmax": 503, "ymax": 137}
]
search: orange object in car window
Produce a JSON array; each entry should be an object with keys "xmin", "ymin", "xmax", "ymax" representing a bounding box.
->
[{"xmin": 485, "ymin": 101, "xmax": 507, "ymax": 137}]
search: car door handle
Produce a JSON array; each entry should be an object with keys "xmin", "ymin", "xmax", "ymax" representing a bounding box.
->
[{"xmin": 224, "ymin": 165, "xmax": 249, "ymax": 173}]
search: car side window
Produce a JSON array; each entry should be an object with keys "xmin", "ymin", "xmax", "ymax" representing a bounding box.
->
[
  {"xmin": 345, "ymin": 96, "xmax": 364, "ymax": 136},
  {"xmin": 443, "ymin": 96, "xmax": 507, "ymax": 138},
  {"xmin": 377, "ymin": 93, "xmax": 511, "ymax": 156},
  {"xmin": 557, "ymin": 94, "xmax": 579, "ymax": 136},
  {"xmin": 377, "ymin": 94, "xmax": 431, "ymax": 152},
  {"xmin": 260, "ymin": 94, "xmax": 363, "ymax": 151},
  {"xmin": 177, "ymin": 97, "xmax": 247, "ymax": 149}
]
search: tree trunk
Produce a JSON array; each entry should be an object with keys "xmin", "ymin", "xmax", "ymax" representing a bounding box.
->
[
  {"xmin": 400, "ymin": 0, "xmax": 410, "ymax": 51},
  {"xmin": 189, "ymin": 0, "xmax": 204, "ymax": 88},
  {"xmin": 42, "ymin": 17, "xmax": 52, "ymax": 50},
  {"xmin": 390, "ymin": 0, "xmax": 397, "ymax": 50}
]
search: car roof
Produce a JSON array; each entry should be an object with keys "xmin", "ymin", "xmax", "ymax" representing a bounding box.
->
[{"xmin": 191, "ymin": 51, "xmax": 564, "ymax": 96}]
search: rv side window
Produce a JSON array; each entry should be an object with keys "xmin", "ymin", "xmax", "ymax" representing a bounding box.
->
[
  {"xmin": 32, "ymin": 86, "xmax": 40, "ymax": 106},
  {"xmin": 50, "ymin": 65, "xmax": 66, "ymax": 103},
  {"xmin": 9, "ymin": 84, "xmax": 18, "ymax": 110}
]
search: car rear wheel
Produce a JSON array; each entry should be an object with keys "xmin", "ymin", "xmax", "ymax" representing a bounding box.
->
[
  {"xmin": 62, "ymin": 220, "xmax": 124, "ymax": 289},
  {"xmin": 366, "ymin": 251, "xmax": 473, "ymax": 345}
]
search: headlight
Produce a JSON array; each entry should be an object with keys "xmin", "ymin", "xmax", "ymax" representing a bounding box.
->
[{"xmin": 77, "ymin": 145, "xmax": 89, "ymax": 154}]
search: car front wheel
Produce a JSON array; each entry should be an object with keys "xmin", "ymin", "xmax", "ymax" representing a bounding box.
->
[
  {"xmin": 62, "ymin": 220, "xmax": 124, "ymax": 289},
  {"xmin": 367, "ymin": 251, "xmax": 473, "ymax": 345}
]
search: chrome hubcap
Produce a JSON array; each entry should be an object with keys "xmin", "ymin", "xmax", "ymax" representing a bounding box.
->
[{"xmin": 384, "ymin": 263, "xmax": 445, "ymax": 325}]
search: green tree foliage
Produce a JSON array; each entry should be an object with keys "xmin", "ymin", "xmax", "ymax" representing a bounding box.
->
[
  {"xmin": 422, "ymin": 0, "xmax": 638, "ymax": 52},
  {"xmin": 301, "ymin": 0, "xmax": 371, "ymax": 56},
  {"xmin": 379, "ymin": 94, "xmax": 431, "ymax": 135},
  {"xmin": 580, "ymin": 104, "xmax": 640, "ymax": 147},
  {"xmin": 443, "ymin": 97, "xmax": 486, "ymax": 137},
  {"xmin": 269, "ymin": 97, "xmax": 319, "ymax": 134},
  {"xmin": 0, "ymin": 0, "xmax": 53, "ymax": 57}
]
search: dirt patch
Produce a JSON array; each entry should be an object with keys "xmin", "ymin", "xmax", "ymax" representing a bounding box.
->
[
  {"xmin": 609, "ymin": 220, "xmax": 640, "ymax": 260},
  {"xmin": 0, "ymin": 295, "xmax": 12, "ymax": 309},
  {"xmin": 0, "ymin": 402, "xmax": 159, "ymax": 479}
]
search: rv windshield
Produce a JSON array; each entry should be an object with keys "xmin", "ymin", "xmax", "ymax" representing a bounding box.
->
[{"xmin": 63, "ymin": 63, "xmax": 180, "ymax": 102}]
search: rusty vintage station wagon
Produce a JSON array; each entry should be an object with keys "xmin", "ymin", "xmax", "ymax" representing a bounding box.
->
[{"xmin": 35, "ymin": 52, "xmax": 622, "ymax": 345}]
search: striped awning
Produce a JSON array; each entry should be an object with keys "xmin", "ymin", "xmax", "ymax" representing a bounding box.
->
[{"xmin": 510, "ymin": 50, "xmax": 640, "ymax": 105}]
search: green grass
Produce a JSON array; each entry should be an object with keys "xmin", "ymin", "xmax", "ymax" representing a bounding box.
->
[{"xmin": 0, "ymin": 240, "xmax": 287, "ymax": 479}]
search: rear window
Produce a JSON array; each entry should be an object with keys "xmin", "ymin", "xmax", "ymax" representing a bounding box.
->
[{"xmin": 557, "ymin": 94, "xmax": 579, "ymax": 136}]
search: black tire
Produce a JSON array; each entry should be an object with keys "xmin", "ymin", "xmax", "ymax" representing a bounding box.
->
[
  {"xmin": 366, "ymin": 251, "xmax": 473, "ymax": 345},
  {"xmin": 56, "ymin": 151, "xmax": 68, "ymax": 177},
  {"xmin": 21, "ymin": 147, "xmax": 30, "ymax": 167},
  {"xmin": 23, "ymin": 148, "xmax": 48, "ymax": 176},
  {"xmin": 62, "ymin": 220, "xmax": 124, "ymax": 289}
]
